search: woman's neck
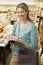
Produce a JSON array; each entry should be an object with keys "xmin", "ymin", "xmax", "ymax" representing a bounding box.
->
[{"xmin": 21, "ymin": 19, "xmax": 29, "ymax": 24}]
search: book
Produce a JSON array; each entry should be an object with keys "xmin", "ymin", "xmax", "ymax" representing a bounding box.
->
[
  {"xmin": 8, "ymin": 36, "xmax": 24, "ymax": 46},
  {"xmin": 8, "ymin": 36, "xmax": 28, "ymax": 48}
]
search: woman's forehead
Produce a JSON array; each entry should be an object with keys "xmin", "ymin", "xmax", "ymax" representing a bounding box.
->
[{"xmin": 17, "ymin": 7, "xmax": 26, "ymax": 12}]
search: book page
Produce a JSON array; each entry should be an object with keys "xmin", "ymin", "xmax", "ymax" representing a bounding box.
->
[{"xmin": 7, "ymin": 36, "xmax": 17, "ymax": 41}]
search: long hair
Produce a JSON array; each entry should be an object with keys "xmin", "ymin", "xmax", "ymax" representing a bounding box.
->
[{"xmin": 16, "ymin": 3, "xmax": 31, "ymax": 21}]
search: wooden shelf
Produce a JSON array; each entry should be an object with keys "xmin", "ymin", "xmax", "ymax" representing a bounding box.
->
[{"xmin": 37, "ymin": 16, "xmax": 43, "ymax": 19}]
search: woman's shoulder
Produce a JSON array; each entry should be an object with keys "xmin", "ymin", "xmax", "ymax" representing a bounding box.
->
[
  {"xmin": 29, "ymin": 22, "xmax": 36, "ymax": 28},
  {"xmin": 13, "ymin": 20, "xmax": 20, "ymax": 26},
  {"xmin": 28, "ymin": 22, "xmax": 36, "ymax": 30}
]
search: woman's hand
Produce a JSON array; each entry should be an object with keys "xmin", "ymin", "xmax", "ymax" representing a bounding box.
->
[
  {"xmin": 14, "ymin": 40, "xmax": 28, "ymax": 48},
  {"xmin": 22, "ymin": 44, "xmax": 28, "ymax": 48}
]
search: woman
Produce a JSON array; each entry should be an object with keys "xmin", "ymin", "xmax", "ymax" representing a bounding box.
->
[{"xmin": 10, "ymin": 3, "xmax": 38, "ymax": 65}]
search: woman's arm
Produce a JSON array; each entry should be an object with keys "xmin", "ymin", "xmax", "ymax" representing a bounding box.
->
[
  {"xmin": 14, "ymin": 39, "xmax": 28, "ymax": 48},
  {"xmin": 29, "ymin": 26, "xmax": 38, "ymax": 49}
]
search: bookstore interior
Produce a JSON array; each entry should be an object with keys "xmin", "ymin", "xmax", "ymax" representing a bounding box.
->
[{"xmin": 0, "ymin": 0, "xmax": 43, "ymax": 65}]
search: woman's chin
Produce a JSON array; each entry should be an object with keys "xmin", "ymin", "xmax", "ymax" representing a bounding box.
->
[{"xmin": 20, "ymin": 18, "xmax": 24, "ymax": 21}]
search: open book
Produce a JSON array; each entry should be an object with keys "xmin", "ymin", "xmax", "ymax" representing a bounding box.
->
[
  {"xmin": 8, "ymin": 36, "xmax": 24, "ymax": 46},
  {"xmin": 7, "ymin": 36, "xmax": 17, "ymax": 41},
  {"xmin": 8, "ymin": 36, "xmax": 28, "ymax": 48}
]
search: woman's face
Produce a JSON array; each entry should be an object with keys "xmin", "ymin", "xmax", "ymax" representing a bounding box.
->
[{"xmin": 17, "ymin": 8, "xmax": 27, "ymax": 21}]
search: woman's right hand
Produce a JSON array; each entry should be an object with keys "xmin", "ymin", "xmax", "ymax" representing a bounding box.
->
[{"xmin": 22, "ymin": 44, "xmax": 28, "ymax": 48}]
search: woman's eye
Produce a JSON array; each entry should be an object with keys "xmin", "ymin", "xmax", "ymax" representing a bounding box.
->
[
  {"xmin": 21, "ymin": 11, "xmax": 24, "ymax": 13},
  {"xmin": 17, "ymin": 11, "xmax": 24, "ymax": 14}
]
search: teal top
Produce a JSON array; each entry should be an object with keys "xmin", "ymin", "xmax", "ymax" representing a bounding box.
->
[{"xmin": 12, "ymin": 20, "xmax": 38, "ymax": 55}]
